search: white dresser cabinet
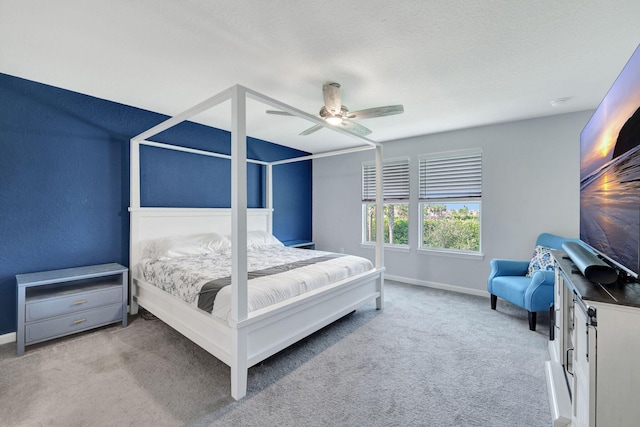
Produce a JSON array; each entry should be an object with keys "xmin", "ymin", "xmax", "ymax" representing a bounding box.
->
[{"xmin": 546, "ymin": 252, "xmax": 640, "ymax": 427}]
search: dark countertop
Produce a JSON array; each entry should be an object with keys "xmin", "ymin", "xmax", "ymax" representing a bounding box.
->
[{"xmin": 552, "ymin": 250, "xmax": 640, "ymax": 308}]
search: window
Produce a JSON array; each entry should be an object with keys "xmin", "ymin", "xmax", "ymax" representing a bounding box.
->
[
  {"xmin": 362, "ymin": 158, "xmax": 409, "ymax": 246},
  {"xmin": 419, "ymin": 149, "xmax": 481, "ymax": 253}
]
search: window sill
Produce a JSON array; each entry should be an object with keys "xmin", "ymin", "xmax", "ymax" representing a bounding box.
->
[
  {"xmin": 417, "ymin": 248, "xmax": 485, "ymax": 260},
  {"xmin": 360, "ymin": 243, "xmax": 411, "ymax": 253}
]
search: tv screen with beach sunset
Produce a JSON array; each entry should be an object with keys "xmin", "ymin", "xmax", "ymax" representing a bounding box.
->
[{"xmin": 580, "ymin": 44, "xmax": 640, "ymax": 278}]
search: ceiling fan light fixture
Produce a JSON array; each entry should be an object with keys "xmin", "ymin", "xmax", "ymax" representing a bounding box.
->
[
  {"xmin": 270, "ymin": 82, "xmax": 403, "ymax": 136},
  {"xmin": 325, "ymin": 116, "xmax": 343, "ymax": 125}
]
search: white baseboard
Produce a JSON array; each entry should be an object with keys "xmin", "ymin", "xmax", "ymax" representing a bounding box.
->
[
  {"xmin": 0, "ymin": 332, "xmax": 16, "ymax": 345},
  {"xmin": 384, "ymin": 274, "xmax": 489, "ymax": 298}
]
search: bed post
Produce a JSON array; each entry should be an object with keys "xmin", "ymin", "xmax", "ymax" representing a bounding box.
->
[
  {"xmin": 230, "ymin": 84, "xmax": 249, "ymax": 400},
  {"xmin": 129, "ymin": 138, "xmax": 141, "ymax": 315},
  {"xmin": 375, "ymin": 145, "xmax": 384, "ymax": 310},
  {"xmin": 231, "ymin": 327, "xmax": 248, "ymax": 400},
  {"xmin": 266, "ymin": 163, "xmax": 273, "ymax": 234}
]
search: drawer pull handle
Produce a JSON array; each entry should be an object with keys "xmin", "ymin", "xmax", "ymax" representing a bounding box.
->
[
  {"xmin": 73, "ymin": 318, "xmax": 87, "ymax": 324},
  {"xmin": 73, "ymin": 300, "xmax": 87, "ymax": 305}
]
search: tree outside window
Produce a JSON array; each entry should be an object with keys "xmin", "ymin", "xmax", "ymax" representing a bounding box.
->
[
  {"xmin": 421, "ymin": 202, "xmax": 480, "ymax": 251},
  {"xmin": 364, "ymin": 203, "xmax": 409, "ymax": 246}
]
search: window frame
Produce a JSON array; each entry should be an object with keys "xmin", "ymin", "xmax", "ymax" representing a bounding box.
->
[
  {"xmin": 361, "ymin": 157, "xmax": 410, "ymax": 248},
  {"xmin": 362, "ymin": 202, "xmax": 410, "ymax": 249},
  {"xmin": 418, "ymin": 149, "xmax": 482, "ymax": 255}
]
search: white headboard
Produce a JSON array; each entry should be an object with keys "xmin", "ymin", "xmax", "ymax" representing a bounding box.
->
[{"xmin": 129, "ymin": 207, "xmax": 273, "ymax": 270}]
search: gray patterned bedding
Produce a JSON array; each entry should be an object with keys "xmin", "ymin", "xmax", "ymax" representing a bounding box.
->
[{"xmin": 139, "ymin": 245, "xmax": 374, "ymax": 321}]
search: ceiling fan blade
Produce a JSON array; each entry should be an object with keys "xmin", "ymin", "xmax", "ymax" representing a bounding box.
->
[
  {"xmin": 341, "ymin": 120, "xmax": 372, "ymax": 136},
  {"xmin": 266, "ymin": 110, "xmax": 294, "ymax": 116},
  {"xmin": 299, "ymin": 124, "xmax": 323, "ymax": 136},
  {"xmin": 322, "ymin": 82, "xmax": 342, "ymax": 115},
  {"xmin": 347, "ymin": 105, "xmax": 404, "ymax": 120}
]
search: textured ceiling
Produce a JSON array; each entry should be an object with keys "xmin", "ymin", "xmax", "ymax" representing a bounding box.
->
[{"xmin": 1, "ymin": 0, "xmax": 639, "ymax": 153}]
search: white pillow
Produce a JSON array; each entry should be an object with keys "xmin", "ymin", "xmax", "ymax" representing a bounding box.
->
[
  {"xmin": 143, "ymin": 232, "xmax": 231, "ymax": 259},
  {"xmin": 245, "ymin": 230, "xmax": 284, "ymax": 250}
]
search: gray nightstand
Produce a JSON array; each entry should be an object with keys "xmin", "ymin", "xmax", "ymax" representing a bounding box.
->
[
  {"xmin": 289, "ymin": 242, "xmax": 316, "ymax": 250},
  {"xmin": 16, "ymin": 263, "xmax": 128, "ymax": 356}
]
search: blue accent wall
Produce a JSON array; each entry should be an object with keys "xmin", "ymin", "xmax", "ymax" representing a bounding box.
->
[{"xmin": 0, "ymin": 73, "xmax": 312, "ymax": 335}]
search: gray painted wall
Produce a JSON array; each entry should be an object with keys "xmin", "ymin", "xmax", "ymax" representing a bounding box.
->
[{"xmin": 312, "ymin": 110, "xmax": 593, "ymax": 295}]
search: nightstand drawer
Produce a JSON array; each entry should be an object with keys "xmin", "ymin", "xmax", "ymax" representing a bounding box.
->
[
  {"xmin": 25, "ymin": 303, "xmax": 123, "ymax": 344},
  {"xmin": 25, "ymin": 285, "xmax": 123, "ymax": 322}
]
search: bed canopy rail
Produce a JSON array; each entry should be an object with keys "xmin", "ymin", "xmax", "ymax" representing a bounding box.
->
[
  {"xmin": 129, "ymin": 84, "xmax": 385, "ymax": 399},
  {"xmin": 130, "ymin": 84, "xmax": 384, "ymax": 270}
]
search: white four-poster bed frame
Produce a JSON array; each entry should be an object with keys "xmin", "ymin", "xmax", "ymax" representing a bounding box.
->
[{"xmin": 129, "ymin": 85, "xmax": 385, "ymax": 400}]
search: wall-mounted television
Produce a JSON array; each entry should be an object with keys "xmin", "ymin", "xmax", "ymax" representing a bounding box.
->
[{"xmin": 580, "ymin": 43, "xmax": 640, "ymax": 279}]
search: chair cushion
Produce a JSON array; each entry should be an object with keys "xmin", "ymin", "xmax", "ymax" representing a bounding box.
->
[
  {"xmin": 491, "ymin": 276, "xmax": 532, "ymax": 307},
  {"xmin": 526, "ymin": 245, "xmax": 554, "ymax": 277}
]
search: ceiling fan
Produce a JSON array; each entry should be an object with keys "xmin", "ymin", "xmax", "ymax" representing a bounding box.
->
[{"xmin": 266, "ymin": 82, "xmax": 404, "ymax": 136}]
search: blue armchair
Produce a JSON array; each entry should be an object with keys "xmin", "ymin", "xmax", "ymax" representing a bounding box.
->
[{"xmin": 488, "ymin": 233, "xmax": 579, "ymax": 331}]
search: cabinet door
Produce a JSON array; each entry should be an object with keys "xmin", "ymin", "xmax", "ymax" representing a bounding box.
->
[
  {"xmin": 551, "ymin": 266, "xmax": 563, "ymax": 361},
  {"xmin": 594, "ymin": 303, "xmax": 640, "ymax": 425},
  {"xmin": 572, "ymin": 305, "xmax": 596, "ymax": 427}
]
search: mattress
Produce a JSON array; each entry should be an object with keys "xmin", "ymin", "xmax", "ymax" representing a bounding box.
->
[{"xmin": 138, "ymin": 246, "xmax": 374, "ymax": 321}]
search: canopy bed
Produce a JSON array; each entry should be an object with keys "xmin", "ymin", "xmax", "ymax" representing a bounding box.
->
[{"xmin": 129, "ymin": 85, "xmax": 385, "ymax": 400}]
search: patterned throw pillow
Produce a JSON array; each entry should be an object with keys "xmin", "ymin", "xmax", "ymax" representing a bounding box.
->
[{"xmin": 526, "ymin": 245, "xmax": 554, "ymax": 277}]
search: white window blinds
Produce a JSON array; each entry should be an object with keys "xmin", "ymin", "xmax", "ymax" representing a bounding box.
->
[
  {"xmin": 419, "ymin": 150, "xmax": 482, "ymax": 200},
  {"xmin": 362, "ymin": 158, "xmax": 410, "ymax": 201}
]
